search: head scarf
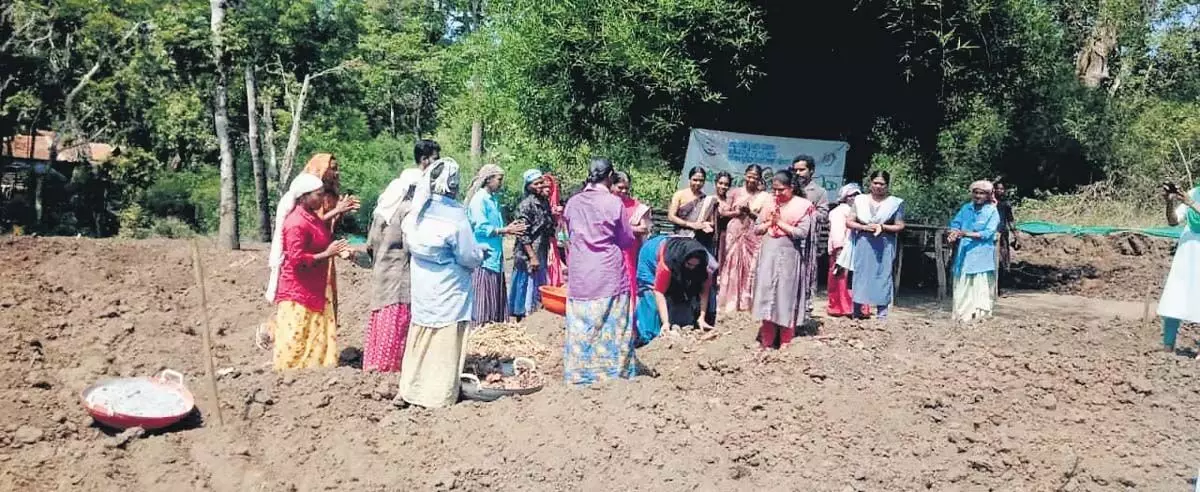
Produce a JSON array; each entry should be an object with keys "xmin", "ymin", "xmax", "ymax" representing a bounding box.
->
[
  {"xmin": 523, "ymin": 169, "xmax": 544, "ymax": 185},
  {"xmin": 304, "ymin": 153, "xmax": 337, "ymax": 187},
  {"xmin": 663, "ymin": 237, "xmax": 710, "ymax": 297},
  {"xmin": 970, "ymin": 179, "xmax": 996, "ymax": 204},
  {"xmin": 465, "ymin": 164, "xmax": 504, "ymax": 206},
  {"xmin": 402, "ymin": 158, "xmax": 461, "ymax": 237},
  {"xmin": 373, "ymin": 168, "xmax": 423, "ymax": 225},
  {"xmin": 838, "ymin": 183, "xmax": 862, "ymax": 201},
  {"xmin": 522, "ymin": 169, "xmax": 544, "ymax": 195},
  {"xmin": 265, "ymin": 172, "xmax": 325, "ymax": 302}
]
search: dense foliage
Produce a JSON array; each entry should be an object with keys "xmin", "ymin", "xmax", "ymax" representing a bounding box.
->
[{"xmin": 1, "ymin": 0, "xmax": 1198, "ymax": 238}]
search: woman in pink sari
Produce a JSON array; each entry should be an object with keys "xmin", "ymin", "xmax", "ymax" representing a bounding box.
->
[
  {"xmin": 717, "ymin": 164, "xmax": 768, "ymax": 313},
  {"xmin": 613, "ymin": 171, "xmax": 651, "ymax": 296},
  {"xmin": 544, "ymin": 173, "xmax": 567, "ymax": 287}
]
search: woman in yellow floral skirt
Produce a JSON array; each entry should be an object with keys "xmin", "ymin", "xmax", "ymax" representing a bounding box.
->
[{"xmin": 265, "ymin": 172, "xmax": 354, "ymax": 369}]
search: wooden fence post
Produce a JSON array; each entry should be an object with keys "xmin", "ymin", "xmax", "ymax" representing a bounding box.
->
[
  {"xmin": 993, "ymin": 235, "xmax": 1001, "ymax": 299},
  {"xmin": 893, "ymin": 230, "xmax": 903, "ymax": 308},
  {"xmin": 935, "ymin": 229, "xmax": 947, "ymax": 302}
]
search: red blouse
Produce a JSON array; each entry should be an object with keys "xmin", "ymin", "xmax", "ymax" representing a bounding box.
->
[
  {"xmin": 274, "ymin": 206, "xmax": 332, "ymax": 312},
  {"xmin": 651, "ymin": 242, "xmax": 716, "ymax": 294},
  {"xmin": 653, "ymin": 243, "xmax": 672, "ymax": 294}
]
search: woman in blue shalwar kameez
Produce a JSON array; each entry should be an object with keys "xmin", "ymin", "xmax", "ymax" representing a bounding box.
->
[{"xmin": 846, "ymin": 170, "xmax": 906, "ymax": 320}]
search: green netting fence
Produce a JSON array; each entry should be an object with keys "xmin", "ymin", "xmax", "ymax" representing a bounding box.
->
[
  {"xmin": 349, "ymin": 220, "xmax": 1182, "ymax": 244},
  {"xmin": 1016, "ymin": 220, "xmax": 1182, "ymax": 239}
]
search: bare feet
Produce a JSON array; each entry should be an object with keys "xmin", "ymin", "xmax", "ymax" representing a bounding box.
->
[{"xmin": 255, "ymin": 322, "xmax": 273, "ymax": 351}]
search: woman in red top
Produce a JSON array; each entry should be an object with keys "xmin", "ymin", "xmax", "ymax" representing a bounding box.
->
[
  {"xmin": 267, "ymin": 172, "xmax": 351, "ymax": 370},
  {"xmin": 632, "ymin": 235, "xmax": 716, "ymax": 347}
]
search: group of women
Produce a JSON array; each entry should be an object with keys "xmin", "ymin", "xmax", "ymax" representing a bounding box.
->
[
  {"xmin": 600, "ymin": 159, "xmax": 913, "ymax": 354},
  {"xmin": 265, "ymin": 140, "xmax": 581, "ymax": 407},
  {"xmin": 263, "ymin": 141, "xmax": 1030, "ymax": 407}
]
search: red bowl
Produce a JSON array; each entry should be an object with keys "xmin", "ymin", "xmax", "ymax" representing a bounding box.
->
[
  {"xmin": 80, "ymin": 370, "xmax": 196, "ymax": 431},
  {"xmin": 539, "ymin": 285, "xmax": 567, "ymax": 316}
]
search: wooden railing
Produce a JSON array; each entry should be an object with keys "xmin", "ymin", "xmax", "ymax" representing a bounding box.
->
[
  {"xmin": 642, "ymin": 209, "xmax": 984, "ymax": 303},
  {"xmin": 901, "ymin": 223, "xmax": 1000, "ymax": 301}
]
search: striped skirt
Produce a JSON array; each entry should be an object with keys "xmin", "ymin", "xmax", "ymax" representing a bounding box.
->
[
  {"xmin": 563, "ymin": 293, "xmax": 637, "ymax": 385},
  {"xmin": 472, "ymin": 268, "xmax": 508, "ymax": 325}
]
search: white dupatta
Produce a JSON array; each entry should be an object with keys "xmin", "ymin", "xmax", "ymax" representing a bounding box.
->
[{"xmin": 835, "ymin": 194, "xmax": 904, "ymax": 270}]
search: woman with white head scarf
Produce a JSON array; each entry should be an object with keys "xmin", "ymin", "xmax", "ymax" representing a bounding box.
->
[
  {"xmin": 947, "ymin": 180, "xmax": 1001, "ymax": 323},
  {"xmin": 397, "ymin": 158, "xmax": 487, "ymax": 408},
  {"xmin": 266, "ymin": 172, "xmax": 350, "ymax": 370},
  {"xmin": 508, "ymin": 169, "xmax": 554, "ymax": 321},
  {"xmin": 827, "ymin": 182, "xmax": 864, "ymax": 317},
  {"xmin": 350, "ymin": 168, "xmax": 423, "ymax": 373},
  {"xmin": 1157, "ymin": 178, "xmax": 1200, "ymax": 354},
  {"xmin": 466, "ymin": 164, "xmax": 527, "ymax": 326}
]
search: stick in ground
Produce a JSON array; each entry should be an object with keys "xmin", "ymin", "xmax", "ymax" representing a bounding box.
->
[{"xmin": 190, "ymin": 239, "xmax": 224, "ymax": 426}]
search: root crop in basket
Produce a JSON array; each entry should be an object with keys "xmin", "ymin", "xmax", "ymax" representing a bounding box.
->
[{"xmin": 466, "ymin": 322, "xmax": 549, "ymax": 360}]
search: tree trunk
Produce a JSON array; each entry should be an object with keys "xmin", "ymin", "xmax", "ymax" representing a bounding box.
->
[
  {"xmin": 278, "ymin": 74, "xmax": 312, "ymax": 194},
  {"xmin": 262, "ymin": 95, "xmax": 278, "ymax": 186},
  {"xmin": 246, "ymin": 63, "xmax": 270, "ymax": 242},
  {"xmin": 211, "ymin": 0, "xmax": 239, "ymax": 250},
  {"xmin": 1075, "ymin": 21, "xmax": 1117, "ymax": 89},
  {"xmin": 413, "ymin": 93, "xmax": 422, "ymax": 141},
  {"xmin": 41, "ymin": 131, "xmax": 62, "ymax": 227},
  {"xmin": 470, "ymin": 71, "xmax": 483, "ymax": 163},
  {"xmin": 33, "ymin": 172, "xmax": 43, "ymax": 225},
  {"xmin": 470, "ymin": 119, "xmax": 483, "ymax": 164}
]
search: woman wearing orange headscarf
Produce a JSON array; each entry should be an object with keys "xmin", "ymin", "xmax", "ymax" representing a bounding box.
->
[
  {"xmin": 302, "ymin": 153, "xmax": 359, "ymax": 326},
  {"xmin": 257, "ymin": 153, "xmax": 359, "ymax": 355}
]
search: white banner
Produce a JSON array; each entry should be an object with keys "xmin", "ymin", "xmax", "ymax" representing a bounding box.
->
[{"xmin": 678, "ymin": 128, "xmax": 849, "ymax": 193}]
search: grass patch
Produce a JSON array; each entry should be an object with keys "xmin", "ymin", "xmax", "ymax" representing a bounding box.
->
[{"xmin": 1016, "ymin": 182, "xmax": 1163, "ymax": 229}]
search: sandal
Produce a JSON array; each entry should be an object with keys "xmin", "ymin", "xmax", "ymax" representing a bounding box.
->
[{"xmin": 391, "ymin": 394, "xmax": 410, "ymax": 409}]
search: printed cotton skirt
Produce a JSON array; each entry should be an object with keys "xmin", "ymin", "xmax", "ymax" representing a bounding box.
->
[
  {"xmin": 563, "ymin": 293, "xmax": 637, "ymax": 385},
  {"xmin": 363, "ymin": 303, "xmax": 411, "ymax": 373},
  {"xmin": 273, "ymin": 300, "xmax": 338, "ymax": 370}
]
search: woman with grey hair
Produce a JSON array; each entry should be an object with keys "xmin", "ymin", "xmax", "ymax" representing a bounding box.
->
[{"xmin": 398, "ymin": 158, "xmax": 487, "ymax": 408}]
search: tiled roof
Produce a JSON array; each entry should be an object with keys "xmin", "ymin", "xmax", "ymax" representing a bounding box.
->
[{"xmin": 0, "ymin": 130, "xmax": 117, "ymax": 163}]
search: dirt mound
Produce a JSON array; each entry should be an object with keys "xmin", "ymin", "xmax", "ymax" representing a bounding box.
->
[
  {"xmin": 1007, "ymin": 232, "xmax": 1174, "ymax": 301},
  {"xmin": 2, "ymin": 236, "xmax": 1199, "ymax": 491}
]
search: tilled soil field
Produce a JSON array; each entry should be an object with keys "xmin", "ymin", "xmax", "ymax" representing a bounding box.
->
[
  {"xmin": 1006, "ymin": 231, "xmax": 1174, "ymax": 301},
  {"xmin": 2, "ymin": 236, "xmax": 1199, "ymax": 491}
]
